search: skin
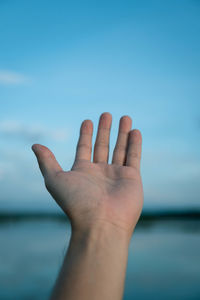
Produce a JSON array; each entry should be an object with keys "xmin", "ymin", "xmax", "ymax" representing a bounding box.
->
[{"xmin": 32, "ymin": 112, "xmax": 143, "ymax": 300}]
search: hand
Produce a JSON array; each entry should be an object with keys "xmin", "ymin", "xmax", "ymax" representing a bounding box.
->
[{"xmin": 32, "ymin": 112, "xmax": 143, "ymax": 239}]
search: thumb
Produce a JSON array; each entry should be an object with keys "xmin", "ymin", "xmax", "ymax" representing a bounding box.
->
[{"xmin": 32, "ymin": 144, "xmax": 62, "ymax": 179}]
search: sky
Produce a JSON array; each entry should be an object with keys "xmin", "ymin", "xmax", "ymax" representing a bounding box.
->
[{"xmin": 0, "ymin": 0, "xmax": 200, "ymax": 213}]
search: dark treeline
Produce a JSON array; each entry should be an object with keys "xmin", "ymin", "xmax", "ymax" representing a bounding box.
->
[{"xmin": 0, "ymin": 209, "xmax": 199, "ymax": 224}]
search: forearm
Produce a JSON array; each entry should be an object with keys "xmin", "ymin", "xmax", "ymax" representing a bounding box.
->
[{"xmin": 50, "ymin": 222, "xmax": 130, "ymax": 300}]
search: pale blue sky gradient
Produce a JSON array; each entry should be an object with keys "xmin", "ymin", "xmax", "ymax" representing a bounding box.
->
[{"xmin": 0, "ymin": 0, "xmax": 200, "ymax": 212}]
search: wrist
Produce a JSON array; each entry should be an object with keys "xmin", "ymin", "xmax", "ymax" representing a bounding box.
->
[{"xmin": 70, "ymin": 220, "xmax": 131, "ymax": 249}]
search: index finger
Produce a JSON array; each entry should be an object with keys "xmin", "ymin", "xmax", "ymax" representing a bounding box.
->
[{"xmin": 74, "ymin": 119, "xmax": 93, "ymax": 162}]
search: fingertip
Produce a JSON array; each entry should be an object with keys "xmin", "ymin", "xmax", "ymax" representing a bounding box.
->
[
  {"xmin": 129, "ymin": 129, "xmax": 142, "ymax": 144},
  {"xmin": 32, "ymin": 144, "xmax": 62, "ymax": 177},
  {"xmin": 81, "ymin": 119, "xmax": 93, "ymax": 134},
  {"xmin": 120, "ymin": 115, "xmax": 132, "ymax": 123},
  {"xmin": 119, "ymin": 115, "xmax": 132, "ymax": 130},
  {"xmin": 98, "ymin": 112, "xmax": 112, "ymax": 129},
  {"xmin": 32, "ymin": 144, "xmax": 54, "ymax": 160},
  {"xmin": 32, "ymin": 143, "xmax": 44, "ymax": 153},
  {"xmin": 100, "ymin": 112, "xmax": 112, "ymax": 120},
  {"xmin": 134, "ymin": 129, "xmax": 142, "ymax": 138},
  {"xmin": 32, "ymin": 144, "xmax": 39, "ymax": 153}
]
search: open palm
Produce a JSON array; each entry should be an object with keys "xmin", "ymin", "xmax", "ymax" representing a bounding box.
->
[{"xmin": 32, "ymin": 113, "xmax": 143, "ymax": 237}]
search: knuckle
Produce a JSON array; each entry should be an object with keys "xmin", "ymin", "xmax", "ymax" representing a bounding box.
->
[
  {"xmin": 95, "ymin": 141, "xmax": 109, "ymax": 148},
  {"xmin": 128, "ymin": 151, "xmax": 141, "ymax": 160},
  {"xmin": 113, "ymin": 159, "xmax": 123, "ymax": 165},
  {"xmin": 114, "ymin": 144, "xmax": 126, "ymax": 152},
  {"xmin": 100, "ymin": 127, "xmax": 110, "ymax": 133},
  {"xmin": 41, "ymin": 149, "xmax": 53, "ymax": 159},
  {"xmin": 131, "ymin": 167, "xmax": 141, "ymax": 178},
  {"xmin": 77, "ymin": 143, "xmax": 92, "ymax": 151}
]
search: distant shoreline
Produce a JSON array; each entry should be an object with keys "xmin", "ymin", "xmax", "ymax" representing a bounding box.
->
[{"xmin": 0, "ymin": 209, "xmax": 199, "ymax": 223}]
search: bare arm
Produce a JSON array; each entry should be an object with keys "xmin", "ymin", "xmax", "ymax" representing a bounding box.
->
[{"xmin": 32, "ymin": 112, "xmax": 143, "ymax": 300}]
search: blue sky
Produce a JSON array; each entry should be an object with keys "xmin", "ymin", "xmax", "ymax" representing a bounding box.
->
[{"xmin": 0, "ymin": 0, "xmax": 200, "ymax": 212}]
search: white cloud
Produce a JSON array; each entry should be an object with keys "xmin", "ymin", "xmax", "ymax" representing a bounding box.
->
[
  {"xmin": 0, "ymin": 120, "xmax": 68, "ymax": 142},
  {"xmin": 0, "ymin": 70, "xmax": 30, "ymax": 85}
]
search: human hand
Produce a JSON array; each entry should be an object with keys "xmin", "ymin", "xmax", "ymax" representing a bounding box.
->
[{"xmin": 32, "ymin": 113, "xmax": 143, "ymax": 239}]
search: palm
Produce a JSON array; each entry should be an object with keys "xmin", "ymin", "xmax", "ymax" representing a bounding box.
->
[{"xmin": 32, "ymin": 113, "xmax": 143, "ymax": 235}]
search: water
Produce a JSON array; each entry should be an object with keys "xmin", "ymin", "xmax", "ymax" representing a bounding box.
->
[{"xmin": 0, "ymin": 219, "xmax": 200, "ymax": 300}]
